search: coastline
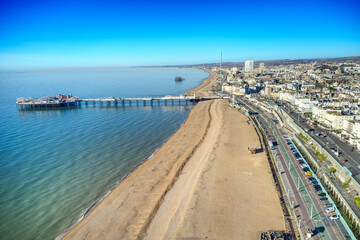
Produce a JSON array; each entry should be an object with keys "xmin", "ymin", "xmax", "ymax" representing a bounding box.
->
[
  {"xmin": 59, "ymin": 68, "xmax": 218, "ymax": 239},
  {"xmin": 61, "ymin": 68, "xmax": 285, "ymax": 239}
]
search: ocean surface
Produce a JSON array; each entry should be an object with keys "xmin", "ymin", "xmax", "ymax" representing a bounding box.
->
[{"xmin": 0, "ymin": 67, "xmax": 209, "ymax": 240}]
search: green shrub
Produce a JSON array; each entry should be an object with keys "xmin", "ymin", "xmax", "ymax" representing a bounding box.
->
[
  {"xmin": 355, "ymin": 198, "xmax": 360, "ymax": 208},
  {"xmin": 299, "ymin": 133, "xmax": 309, "ymax": 142},
  {"xmin": 329, "ymin": 167, "xmax": 336, "ymax": 173}
]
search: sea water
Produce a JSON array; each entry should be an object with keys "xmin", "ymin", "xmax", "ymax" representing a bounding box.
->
[{"xmin": 0, "ymin": 67, "xmax": 209, "ymax": 240}]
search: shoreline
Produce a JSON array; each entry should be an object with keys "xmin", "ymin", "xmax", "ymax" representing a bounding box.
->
[
  {"xmin": 59, "ymin": 68, "xmax": 217, "ymax": 239},
  {"xmin": 61, "ymin": 67, "xmax": 285, "ymax": 239}
]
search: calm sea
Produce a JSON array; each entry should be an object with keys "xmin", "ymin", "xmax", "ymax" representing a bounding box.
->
[{"xmin": 0, "ymin": 67, "xmax": 209, "ymax": 240}]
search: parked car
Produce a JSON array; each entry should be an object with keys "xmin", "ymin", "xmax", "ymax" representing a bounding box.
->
[
  {"xmin": 305, "ymin": 171, "xmax": 312, "ymax": 176},
  {"xmin": 326, "ymin": 207, "xmax": 335, "ymax": 213},
  {"xmin": 311, "ymin": 180, "xmax": 318, "ymax": 185},
  {"xmin": 330, "ymin": 215, "xmax": 339, "ymax": 220},
  {"xmin": 325, "ymin": 203, "xmax": 332, "ymax": 207},
  {"xmin": 300, "ymin": 163, "xmax": 307, "ymax": 168},
  {"xmin": 318, "ymin": 192, "xmax": 326, "ymax": 196},
  {"xmin": 320, "ymin": 197, "xmax": 328, "ymax": 201},
  {"xmin": 341, "ymin": 159, "xmax": 347, "ymax": 163}
]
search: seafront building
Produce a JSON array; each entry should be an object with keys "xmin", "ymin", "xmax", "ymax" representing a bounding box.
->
[{"xmin": 219, "ymin": 59, "xmax": 360, "ymax": 148}]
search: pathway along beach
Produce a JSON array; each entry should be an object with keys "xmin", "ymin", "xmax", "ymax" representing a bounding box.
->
[{"xmin": 61, "ymin": 69, "xmax": 285, "ymax": 239}]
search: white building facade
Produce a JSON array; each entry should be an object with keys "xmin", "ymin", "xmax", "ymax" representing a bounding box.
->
[{"xmin": 245, "ymin": 60, "xmax": 254, "ymax": 73}]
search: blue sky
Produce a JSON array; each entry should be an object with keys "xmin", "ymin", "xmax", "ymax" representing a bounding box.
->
[{"xmin": 0, "ymin": 0, "xmax": 359, "ymax": 69}]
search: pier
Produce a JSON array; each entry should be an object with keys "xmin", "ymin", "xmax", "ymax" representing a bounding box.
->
[{"xmin": 16, "ymin": 95, "xmax": 223, "ymax": 109}]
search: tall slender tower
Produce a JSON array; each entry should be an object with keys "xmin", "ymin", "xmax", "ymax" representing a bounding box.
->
[{"xmin": 220, "ymin": 52, "xmax": 222, "ymax": 78}]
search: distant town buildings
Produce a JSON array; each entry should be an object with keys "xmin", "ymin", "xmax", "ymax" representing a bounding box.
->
[
  {"xmin": 217, "ymin": 58, "xmax": 360, "ymax": 149},
  {"xmin": 245, "ymin": 60, "xmax": 254, "ymax": 73},
  {"xmin": 259, "ymin": 62, "xmax": 265, "ymax": 73}
]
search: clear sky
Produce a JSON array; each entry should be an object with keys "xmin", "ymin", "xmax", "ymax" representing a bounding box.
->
[{"xmin": 0, "ymin": 0, "xmax": 359, "ymax": 69}]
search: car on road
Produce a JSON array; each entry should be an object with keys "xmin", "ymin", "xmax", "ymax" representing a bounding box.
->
[
  {"xmin": 314, "ymin": 185, "xmax": 322, "ymax": 191},
  {"xmin": 320, "ymin": 197, "xmax": 328, "ymax": 201},
  {"xmin": 300, "ymin": 163, "xmax": 307, "ymax": 168},
  {"xmin": 330, "ymin": 215, "xmax": 339, "ymax": 220},
  {"xmin": 326, "ymin": 207, "xmax": 335, "ymax": 213},
  {"xmin": 310, "ymin": 180, "xmax": 318, "ymax": 185}
]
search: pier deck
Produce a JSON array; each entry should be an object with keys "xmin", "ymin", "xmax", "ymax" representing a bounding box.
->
[{"xmin": 16, "ymin": 95, "xmax": 224, "ymax": 109}]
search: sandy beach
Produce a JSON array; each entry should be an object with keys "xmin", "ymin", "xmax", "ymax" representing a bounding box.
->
[{"xmin": 62, "ymin": 70, "xmax": 285, "ymax": 240}]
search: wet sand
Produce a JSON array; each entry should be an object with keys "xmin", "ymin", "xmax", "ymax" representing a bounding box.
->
[{"xmin": 62, "ymin": 69, "xmax": 285, "ymax": 239}]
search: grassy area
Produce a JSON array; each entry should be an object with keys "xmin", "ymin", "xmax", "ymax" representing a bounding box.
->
[
  {"xmin": 314, "ymin": 150, "xmax": 327, "ymax": 161},
  {"xmin": 299, "ymin": 133, "xmax": 309, "ymax": 142},
  {"xmin": 342, "ymin": 178, "xmax": 351, "ymax": 189},
  {"xmin": 310, "ymin": 146, "xmax": 327, "ymax": 161},
  {"xmin": 304, "ymin": 112, "xmax": 312, "ymax": 117},
  {"xmin": 354, "ymin": 197, "xmax": 360, "ymax": 208}
]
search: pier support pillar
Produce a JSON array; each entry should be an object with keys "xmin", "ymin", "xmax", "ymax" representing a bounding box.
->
[
  {"xmin": 150, "ymin": 99, "xmax": 153, "ymax": 106},
  {"xmin": 99, "ymin": 101, "xmax": 103, "ymax": 106},
  {"xmin": 129, "ymin": 100, "xmax": 132, "ymax": 106},
  {"xmin": 122, "ymin": 100, "xmax": 125, "ymax": 107},
  {"xmin": 85, "ymin": 101, "xmax": 88, "ymax": 106},
  {"xmin": 114, "ymin": 100, "xmax": 118, "ymax": 106},
  {"xmin": 106, "ymin": 101, "xmax": 110, "ymax": 106},
  {"xmin": 143, "ymin": 100, "xmax": 146, "ymax": 106},
  {"xmin": 165, "ymin": 100, "xmax": 167, "ymax": 106},
  {"xmin": 157, "ymin": 99, "xmax": 160, "ymax": 105},
  {"xmin": 179, "ymin": 99, "xmax": 181, "ymax": 105},
  {"xmin": 93, "ymin": 101, "xmax": 96, "ymax": 106},
  {"xmin": 136, "ymin": 100, "xmax": 139, "ymax": 106},
  {"xmin": 172, "ymin": 99, "xmax": 174, "ymax": 105},
  {"xmin": 186, "ymin": 100, "xmax": 188, "ymax": 106}
]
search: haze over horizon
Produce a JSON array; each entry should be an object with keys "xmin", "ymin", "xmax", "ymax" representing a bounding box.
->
[{"xmin": 0, "ymin": 0, "xmax": 359, "ymax": 70}]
